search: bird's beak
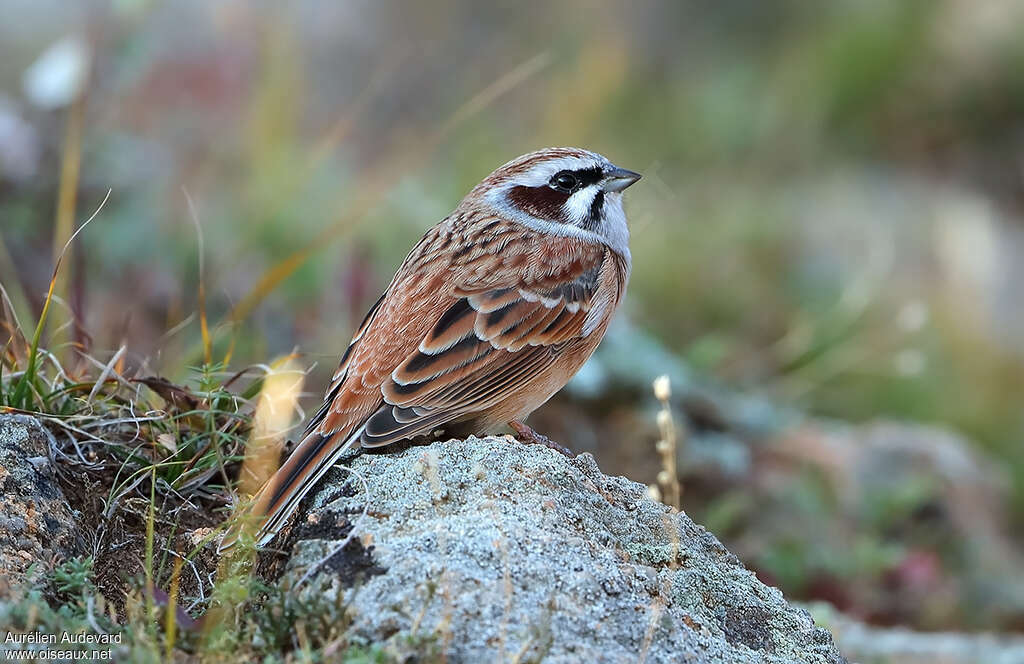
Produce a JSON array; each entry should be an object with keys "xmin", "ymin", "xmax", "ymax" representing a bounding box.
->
[{"xmin": 601, "ymin": 167, "xmax": 642, "ymax": 193}]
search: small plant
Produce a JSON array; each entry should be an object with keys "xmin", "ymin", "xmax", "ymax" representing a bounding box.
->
[
  {"xmin": 0, "ymin": 554, "xmax": 393, "ymax": 661},
  {"xmin": 48, "ymin": 556, "xmax": 95, "ymax": 596},
  {"xmin": 0, "ymin": 556, "xmax": 123, "ymax": 654},
  {"xmin": 649, "ymin": 375, "xmax": 683, "ymax": 510}
]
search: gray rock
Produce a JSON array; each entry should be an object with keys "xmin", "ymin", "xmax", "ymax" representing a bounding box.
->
[
  {"xmin": 281, "ymin": 436, "xmax": 846, "ymax": 663},
  {"xmin": 0, "ymin": 415, "xmax": 82, "ymax": 599}
]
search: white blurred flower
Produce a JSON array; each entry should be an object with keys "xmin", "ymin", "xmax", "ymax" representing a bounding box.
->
[
  {"xmin": 23, "ymin": 36, "xmax": 89, "ymax": 109},
  {"xmin": 652, "ymin": 374, "xmax": 671, "ymax": 401}
]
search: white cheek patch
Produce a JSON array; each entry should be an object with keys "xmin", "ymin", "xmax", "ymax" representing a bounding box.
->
[
  {"xmin": 596, "ymin": 193, "xmax": 631, "ymax": 269},
  {"xmin": 563, "ymin": 187, "xmax": 597, "ymax": 226}
]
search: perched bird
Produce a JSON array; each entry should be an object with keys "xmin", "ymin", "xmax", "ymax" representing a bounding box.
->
[{"xmin": 221, "ymin": 147, "xmax": 640, "ymax": 551}]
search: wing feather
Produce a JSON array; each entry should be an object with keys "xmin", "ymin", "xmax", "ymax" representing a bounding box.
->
[{"xmin": 363, "ymin": 244, "xmax": 607, "ymax": 445}]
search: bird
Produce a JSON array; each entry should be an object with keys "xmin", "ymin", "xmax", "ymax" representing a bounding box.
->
[{"xmin": 220, "ymin": 147, "xmax": 640, "ymax": 552}]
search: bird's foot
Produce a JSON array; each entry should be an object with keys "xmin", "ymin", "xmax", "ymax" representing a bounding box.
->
[{"xmin": 508, "ymin": 420, "xmax": 574, "ymax": 457}]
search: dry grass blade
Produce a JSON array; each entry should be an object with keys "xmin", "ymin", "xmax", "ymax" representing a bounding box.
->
[
  {"xmin": 78, "ymin": 348, "xmax": 136, "ymax": 394},
  {"xmin": 50, "ymin": 89, "xmax": 87, "ymax": 364},
  {"xmin": 87, "ymin": 345, "xmax": 127, "ymax": 402},
  {"xmin": 164, "ymin": 554, "xmax": 184, "ymax": 659},
  {"xmin": 183, "ymin": 188, "xmax": 212, "ymax": 365},
  {"xmin": 9, "ymin": 189, "xmax": 111, "ymax": 409},
  {"xmin": 217, "ymin": 358, "xmax": 304, "ymax": 550},
  {"xmin": 438, "ymin": 51, "xmax": 551, "ymax": 139},
  {"xmin": 650, "ymin": 375, "xmax": 682, "ymax": 510}
]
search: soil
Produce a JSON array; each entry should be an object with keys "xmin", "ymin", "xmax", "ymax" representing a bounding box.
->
[{"xmin": 51, "ymin": 444, "xmax": 228, "ymax": 620}]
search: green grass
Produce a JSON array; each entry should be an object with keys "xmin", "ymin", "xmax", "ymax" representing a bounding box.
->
[{"xmin": 0, "ymin": 555, "xmax": 407, "ymax": 662}]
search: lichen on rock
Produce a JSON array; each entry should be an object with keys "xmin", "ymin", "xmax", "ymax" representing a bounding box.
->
[
  {"xmin": 280, "ymin": 435, "xmax": 847, "ymax": 663},
  {"xmin": 0, "ymin": 415, "xmax": 83, "ymax": 599}
]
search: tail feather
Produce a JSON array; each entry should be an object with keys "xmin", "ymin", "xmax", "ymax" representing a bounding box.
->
[{"xmin": 219, "ymin": 425, "xmax": 361, "ymax": 553}]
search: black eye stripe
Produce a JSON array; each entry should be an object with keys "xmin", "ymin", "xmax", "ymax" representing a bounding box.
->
[
  {"xmin": 549, "ymin": 167, "xmax": 603, "ymax": 193},
  {"xmin": 572, "ymin": 167, "xmax": 603, "ymax": 187}
]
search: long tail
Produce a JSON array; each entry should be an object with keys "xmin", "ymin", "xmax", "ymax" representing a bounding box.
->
[{"xmin": 219, "ymin": 425, "xmax": 362, "ymax": 553}]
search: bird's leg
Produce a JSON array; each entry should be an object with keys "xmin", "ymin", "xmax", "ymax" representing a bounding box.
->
[{"xmin": 508, "ymin": 420, "xmax": 574, "ymax": 457}]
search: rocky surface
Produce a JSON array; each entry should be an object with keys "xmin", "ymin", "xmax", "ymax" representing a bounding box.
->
[
  {"xmin": 279, "ymin": 435, "xmax": 847, "ymax": 663},
  {"xmin": 0, "ymin": 415, "xmax": 83, "ymax": 599}
]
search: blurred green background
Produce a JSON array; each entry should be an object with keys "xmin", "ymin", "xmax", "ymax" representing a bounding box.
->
[{"xmin": 2, "ymin": 0, "xmax": 1023, "ymax": 643}]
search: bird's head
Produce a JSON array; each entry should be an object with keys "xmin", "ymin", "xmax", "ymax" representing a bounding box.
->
[{"xmin": 462, "ymin": 147, "xmax": 641, "ymax": 257}]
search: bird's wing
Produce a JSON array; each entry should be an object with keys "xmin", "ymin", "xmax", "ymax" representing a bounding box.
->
[
  {"xmin": 361, "ymin": 241, "xmax": 615, "ymax": 445},
  {"xmin": 225, "ymin": 217, "xmax": 620, "ymax": 549},
  {"xmin": 320, "ymin": 217, "xmax": 619, "ymax": 445}
]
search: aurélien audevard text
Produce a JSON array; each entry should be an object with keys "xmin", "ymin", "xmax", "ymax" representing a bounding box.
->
[{"xmin": 4, "ymin": 631, "xmax": 123, "ymax": 645}]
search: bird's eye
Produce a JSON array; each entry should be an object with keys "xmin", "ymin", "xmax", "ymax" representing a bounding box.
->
[{"xmin": 550, "ymin": 171, "xmax": 579, "ymax": 193}]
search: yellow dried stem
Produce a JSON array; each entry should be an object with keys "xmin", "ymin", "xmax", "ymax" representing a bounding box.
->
[{"xmin": 651, "ymin": 374, "xmax": 683, "ymax": 509}]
